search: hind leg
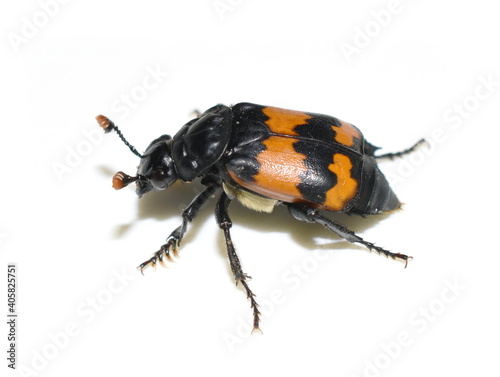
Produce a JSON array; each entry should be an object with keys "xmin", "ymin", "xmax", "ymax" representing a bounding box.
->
[
  {"xmin": 374, "ymin": 138, "xmax": 427, "ymax": 160},
  {"xmin": 288, "ymin": 204, "xmax": 411, "ymax": 267}
]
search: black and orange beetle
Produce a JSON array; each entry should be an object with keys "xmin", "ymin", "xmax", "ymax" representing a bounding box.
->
[{"xmin": 96, "ymin": 102, "xmax": 424, "ymax": 331}]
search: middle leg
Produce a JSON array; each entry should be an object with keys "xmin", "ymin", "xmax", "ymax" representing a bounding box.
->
[{"xmin": 216, "ymin": 192, "xmax": 261, "ymax": 332}]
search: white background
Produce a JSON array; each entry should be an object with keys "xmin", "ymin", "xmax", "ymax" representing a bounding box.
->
[{"xmin": 1, "ymin": 1, "xmax": 499, "ymax": 376}]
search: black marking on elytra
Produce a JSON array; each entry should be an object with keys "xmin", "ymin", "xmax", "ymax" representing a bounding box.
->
[
  {"xmin": 294, "ymin": 115, "xmax": 339, "ymax": 142},
  {"xmin": 293, "ymin": 117, "xmax": 339, "ymax": 205}
]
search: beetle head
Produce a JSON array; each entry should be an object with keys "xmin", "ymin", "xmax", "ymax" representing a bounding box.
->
[
  {"xmin": 96, "ymin": 115, "xmax": 178, "ymax": 197},
  {"xmin": 134, "ymin": 135, "xmax": 177, "ymax": 197}
]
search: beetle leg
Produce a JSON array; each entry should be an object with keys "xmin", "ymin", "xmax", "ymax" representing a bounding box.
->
[
  {"xmin": 216, "ymin": 192, "xmax": 262, "ymax": 333},
  {"xmin": 138, "ymin": 184, "xmax": 220, "ymax": 273},
  {"xmin": 374, "ymin": 138, "xmax": 427, "ymax": 160},
  {"xmin": 288, "ymin": 204, "xmax": 412, "ymax": 267}
]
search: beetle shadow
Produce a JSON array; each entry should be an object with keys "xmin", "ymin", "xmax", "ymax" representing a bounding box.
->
[
  {"xmin": 224, "ymin": 200, "xmax": 398, "ymax": 253},
  {"xmin": 95, "ymin": 166, "xmax": 208, "ymax": 239},
  {"xmin": 108, "ymin": 175, "xmax": 402, "ymax": 262},
  {"xmin": 99, "ymin": 165, "xmax": 401, "ymax": 260},
  {"xmin": 136, "ymin": 180, "xmax": 216, "ymax": 240},
  {"xmin": 116, "ymin": 180, "xmax": 215, "ymax": 242}
]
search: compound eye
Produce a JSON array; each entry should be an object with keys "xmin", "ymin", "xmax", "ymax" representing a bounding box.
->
[{"xmin": 150, "ymin": 168, "xmax": 167, "ymax": 189}]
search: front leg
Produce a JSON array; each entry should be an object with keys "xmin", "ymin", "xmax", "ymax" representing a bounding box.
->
[
  {"xmin": 215, "ymin": 192, "xmax": 262, "ymax": 332},
  {"xmin": 138, "ymin": 184, "xmax": 220, "ymax": 272}
]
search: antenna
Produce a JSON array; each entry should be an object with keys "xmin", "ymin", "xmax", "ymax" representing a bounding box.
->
[{"xmin": 95, "ymin": 115, "xmax": 143, "ymax": 158}]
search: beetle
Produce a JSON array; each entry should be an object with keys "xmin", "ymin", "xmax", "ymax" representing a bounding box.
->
[{"xmin": 96, "ymin": 102, "xmax": 424, "ymax": 331}]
